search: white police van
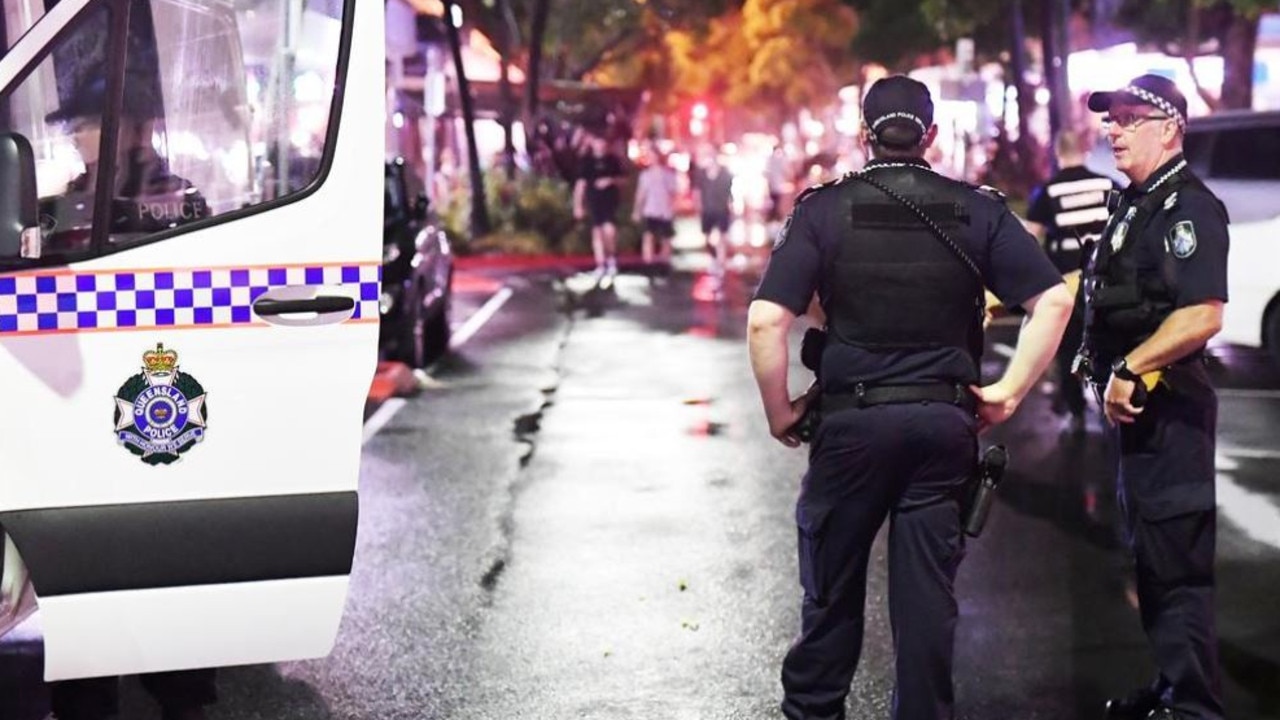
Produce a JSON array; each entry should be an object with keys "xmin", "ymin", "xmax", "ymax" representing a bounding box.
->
[
  {"xmin": 1182, "ymin": 110, "xmax": 1280, "ymax": 367},
  {"xmin": 0, "ymin": 0, "xmax": 382, "ymax": 680}
]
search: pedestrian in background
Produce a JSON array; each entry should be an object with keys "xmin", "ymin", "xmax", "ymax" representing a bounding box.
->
[
  {"xmin": 765, "ymin": 144, "xmax": 791, "ymax": 229},
  {"xmin": 1024, "ymin": 129, "xmax": 1120, "ymax": 433},
  {"xmin": 573, "ymin": 132, "xmax": 626, "ymax": 278},
  {"xmin": 691, "ymin": 145, "xmax": 734, "ymax": 285},
  {"xmin": 747, "ymin": 75, "xmax": 1072, "ymax": 720},
  {"xmin": 1081, "ymin": 74, "xmax": 1230, "ymax": 720},
  {"xmin": 633, "ymin": 150, "xmax": 678, "ymax": 270}
]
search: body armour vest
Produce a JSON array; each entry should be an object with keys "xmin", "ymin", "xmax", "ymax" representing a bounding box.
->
[
  {"xmin": 1083, "ymin": 165, "xmax": 1224, "ymax": 361},
  {"xmin": 824, "ymin": 168, "xmax": 985, "ymax": 365}
]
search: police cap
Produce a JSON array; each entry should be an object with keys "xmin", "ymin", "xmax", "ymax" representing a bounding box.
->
[
  {"xmin": 1087, "ymin": 73, "xmax": 1188, "ymax": 128},
  {"xmin": 862, "ymin": 75, "xmax": 934, "ymax": 149}
]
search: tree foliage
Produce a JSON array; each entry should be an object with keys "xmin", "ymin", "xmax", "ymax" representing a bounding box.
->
[
  {"xmin": 655, "ymin": 0, "xmax": 858, "ymax": 123},
  {"xmin": 1113, "ymin": 0, "xmax": 1268, "ymax": 109}
]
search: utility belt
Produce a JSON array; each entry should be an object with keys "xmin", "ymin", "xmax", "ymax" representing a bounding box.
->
[{"xmin": 823, "ymin": 382, "xmax": 977, "ymax": 414}]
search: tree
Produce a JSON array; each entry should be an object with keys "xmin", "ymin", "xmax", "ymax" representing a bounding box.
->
[
  {"xmin": 650, "ymin": 0, "xmax": 857, "ymax": 128},
  {"xmin": 443, "ymin": 0, "xmax": 491, "ymax": 236},
  {"xmin": 1114, "ymin": 0, "xmax": 1269, "ymax": 111}
]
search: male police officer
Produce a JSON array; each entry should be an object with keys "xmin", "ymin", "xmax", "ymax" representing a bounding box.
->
[
  {"xmin": 1082, "ymin": 74, "xmax": 1229, "ymax": 720},
  {"xmin": 1025, "ymin": 130, "xmax": 1119, "ymax": 431},
  {"xmin": 748, "ymin": 75, "xmax": 1073, "ymax": 720}
]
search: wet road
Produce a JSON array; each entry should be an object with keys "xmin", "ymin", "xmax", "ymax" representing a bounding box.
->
[{"xmin": 3, "ymin": 246, "xmax": 1279, "ymax": 720}]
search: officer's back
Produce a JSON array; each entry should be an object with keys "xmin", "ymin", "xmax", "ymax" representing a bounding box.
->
[{"xmin": 747, "ymin": 75, "xmax": 1072, "ymax": 720}]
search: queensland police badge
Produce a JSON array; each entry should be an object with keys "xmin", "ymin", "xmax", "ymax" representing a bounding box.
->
[{"xmin": 113, "ymin": 343, "xmax": 208, "ymax": 465}]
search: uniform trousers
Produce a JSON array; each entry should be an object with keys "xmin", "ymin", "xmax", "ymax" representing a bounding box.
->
[
  {"xmin": 1115, "ymin": 365, "xmax": 1224, "ymax": 720},
  {"xmin": 781, "ymin": 402, "xmax": 975, "ymax": 720}
]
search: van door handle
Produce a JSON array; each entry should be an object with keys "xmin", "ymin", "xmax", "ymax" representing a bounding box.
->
[{"xmin": 253, "ymin": 296, "xmax": 355, "ymax": 316}]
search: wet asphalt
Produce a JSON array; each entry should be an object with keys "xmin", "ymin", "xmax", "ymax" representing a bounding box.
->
[{"xmin": 3, "ymin": 242, "xmax": 1279, "ymax": 720}]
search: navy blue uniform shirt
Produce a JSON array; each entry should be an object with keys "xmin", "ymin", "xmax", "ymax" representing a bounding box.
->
[
  {"xmin": 1119, "ymin": 155, "xmax": 1229, "ymax": 310},
  {"xmin": 755, "ymin": 157, "xmax": 1062, "ymax": 389}
]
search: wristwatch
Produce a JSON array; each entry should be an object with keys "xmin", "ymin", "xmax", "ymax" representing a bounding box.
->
[{"xmin": 1111, "ymin": 356, "xmax": 1140, "ymax": 382}]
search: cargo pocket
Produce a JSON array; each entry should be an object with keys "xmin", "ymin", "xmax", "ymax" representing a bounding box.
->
[{"xmin": 795, "ymin": 504, "xmax": 829, "ymax": 605}]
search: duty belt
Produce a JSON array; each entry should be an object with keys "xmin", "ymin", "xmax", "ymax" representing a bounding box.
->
[{"xmin": 823, "ymin": 382, "xmax": 976, "ymax": 414}]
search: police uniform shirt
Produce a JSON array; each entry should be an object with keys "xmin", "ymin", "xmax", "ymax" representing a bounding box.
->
[
  {"xmin": 1114, "ymin": 155, "xmax": 1229, "ymax": 312},
  {"xmin": 1026, "ymin": 166, "xmax": 1117, "ymax": 273},
  {"xmin": 755, "ymin": 157, "xmax": 1062, "ymax": 389}
]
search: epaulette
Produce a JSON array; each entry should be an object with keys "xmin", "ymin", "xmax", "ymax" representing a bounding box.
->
[
  {"xmin": 969, "ymin": 183, "xmax": 1008, "ymax": 204},
  {"xmin": 794, "ymin": 172, "xmax": 856, "ymax": 206}
]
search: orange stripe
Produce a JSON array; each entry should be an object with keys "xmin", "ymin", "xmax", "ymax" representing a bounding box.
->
[{"xmin": 0, "ymin": 316, "xmax": 379, "ymax": 337}]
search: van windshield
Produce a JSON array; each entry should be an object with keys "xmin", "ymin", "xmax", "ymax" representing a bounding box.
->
[{"xmin": 0, "ymin": 0, "xmax": 348, "ymax": 266}]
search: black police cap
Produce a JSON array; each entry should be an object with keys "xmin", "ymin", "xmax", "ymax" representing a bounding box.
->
[
  {"xmin": 1087, "ymin": 73, "xmax": 1188, "ymax": 128},
  {"xmin": 862, "ymin": 75, "xmax": 934, "ymax": 148}
]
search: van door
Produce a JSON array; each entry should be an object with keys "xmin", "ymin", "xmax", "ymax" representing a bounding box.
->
[{"xmin": 0, "ymin": 0, "xmax": 382, "ymax": 680}]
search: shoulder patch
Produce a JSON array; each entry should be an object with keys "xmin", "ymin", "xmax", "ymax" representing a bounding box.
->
[{"xmin": 1167, "ymin": 220, "xmax": 1197, "ymax": 259}]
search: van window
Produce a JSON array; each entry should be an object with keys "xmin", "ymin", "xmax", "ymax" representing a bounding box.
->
[
  {"xmin": 0, "ymin": 0, "xmax": 348, "ymax": 267},
  {"xmin": 1208, "ymin": 126, "xmax": 1280, "ymax": 180},
  {"xmin": 2, "ymin": 0, "xmax": 56, "ymax": 48}
]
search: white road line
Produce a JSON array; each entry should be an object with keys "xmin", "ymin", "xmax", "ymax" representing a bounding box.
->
[
  {"xmin": 1217, "ymin": 472, "xmax": 1280, "ymax": 549},
  {"xmin": 1218, "ymin": 446, "xmax": 1280, "ymax": 461},
  {"xmin": 361, "ymin": 285, "xmax": 513, "ymax": 445},
  {"xmin": 450, "ymin": 286, "xmax": 514, "ymax": 350},
  {"xmin": 362, "ymin": 398, "xmax": 407, "ymax": 445},
  {"xmin": 992, "ymin": 343, "xmax": 1016, "ymax": 359},
  {"xmin": 1218, "ymin": 388, "xmax": 1280, "ymax": 400}
]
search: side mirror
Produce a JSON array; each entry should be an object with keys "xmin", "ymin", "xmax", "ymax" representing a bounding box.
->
[{"xmin": 0, "ymin": 133, "xmax": 40, "ymax": 259}]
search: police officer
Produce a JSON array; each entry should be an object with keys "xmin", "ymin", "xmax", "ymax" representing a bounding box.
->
[
  {"xmin": 1025, "ymin": 130, "xmax": 1120, "ymax": 431},
  {"xmin": 1082, "ymin": 74, "xmax": 1229, "ymax": 720},
  {"xmin": 747, "ymin": 75, "xmax": 1073, "ymax": 720}
]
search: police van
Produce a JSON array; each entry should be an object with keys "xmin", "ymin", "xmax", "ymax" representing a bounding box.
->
[
  {"xmin": 0, "ymin": 0, "xmax": 381, "ymax": 681},
  {"xmin": 1182, "ymin": 110, "xmax": 1280, "ymax": 367}
]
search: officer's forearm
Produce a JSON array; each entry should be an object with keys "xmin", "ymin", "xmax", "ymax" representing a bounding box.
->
[
  {"xmin": 1123, "ymin": 302, "xmax": 1223, "ymax": 374},
  {"xmin": 999, "ymin": 284, "xmax": 1073, "ymax": 399},
  {"xmin": 748, "ymin": 301, "xmax": 796, "ymax": 420}
]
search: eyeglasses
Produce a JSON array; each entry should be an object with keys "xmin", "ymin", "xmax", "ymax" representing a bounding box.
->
[{"xmin": 1102, "ymin": 113, "xmax": 1171, "ymax": 131}]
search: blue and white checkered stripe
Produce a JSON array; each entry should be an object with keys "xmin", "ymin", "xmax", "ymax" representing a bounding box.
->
[{"xmin": 0, "ymin": 264, "xmax": 382, "ymax": 335}]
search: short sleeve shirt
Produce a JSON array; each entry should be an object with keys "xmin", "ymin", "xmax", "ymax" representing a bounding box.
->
[
  {"xmin": 754, "ymin": 158, "xmax": 1063, "ymax": 387},
  {"xmin": 578, "ymin": 153, "xmax": 623, "ymax": 205},
  {"xmin": 1122, "ymin": 159, "xmax": 1229, "ymax": 309}
]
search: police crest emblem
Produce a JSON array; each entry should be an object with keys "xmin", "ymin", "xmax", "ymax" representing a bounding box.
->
[
  {"xmin": 1168, "ymin": 220, "xmax": 1197, "ymax": 258},
  {"xmin": 113, "ymin": 343, "xmax": 208, "ymax": 465},
  {"xmin": 1109, "ymin": 206, "xmax": 1138, "ymax": 252}
]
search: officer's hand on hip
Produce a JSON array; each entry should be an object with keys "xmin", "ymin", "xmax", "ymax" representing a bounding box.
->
[
  {"xmin": 769, "ymin": 385, "xmax": 818, "ymax": 449},
  {"xmin": 1103, "ymin": 376, "xmax": 1144, "ymax": 426},
  {"xmin": 969, "ymin": 382, "xmax": 1020, "ymax": 435}
]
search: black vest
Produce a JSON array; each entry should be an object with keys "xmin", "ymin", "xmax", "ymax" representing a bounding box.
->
[
  {"xmin": 824, "ymin": 168, "xmax": 985, "ymax": 366},
  {"xmin": 1083, "ymin": 166, "xmax": 1223, "ymax": 360}
]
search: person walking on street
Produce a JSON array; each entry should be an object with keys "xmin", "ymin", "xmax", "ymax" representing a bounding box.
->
[
  {"xmin": 573, "ymin": 132, "xmax": 627, "ymax": 278},
  {"xmin": 633, "ymin": 151, "xmax": 678, "ymax": 270},
  {"xmin": 1081, "ymin": 74, "xmax": 1230, "ymax": 720},
  {"xmin": 747, "ymin": 75, "xmax": 1073, "ymax": 720},
  {"xmin": 1024, "ymin": 130, "xmax": 1120, "ymax": 432},
  {"xmin": 766, "ymin": 144, "xmax": 791, "ymax": 229},
  {"xmin": 692, "ymin": 145, "xmax": 734, "ymax": 284}
]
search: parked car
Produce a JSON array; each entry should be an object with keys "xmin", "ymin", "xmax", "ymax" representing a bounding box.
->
[
  {"xmin": 1182, "ymin": 110, "xmax": 1280, "ymax": 367},
  {"xmin": 380, "ymin": 159, "xmax": 453, "ymax": 368}
]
